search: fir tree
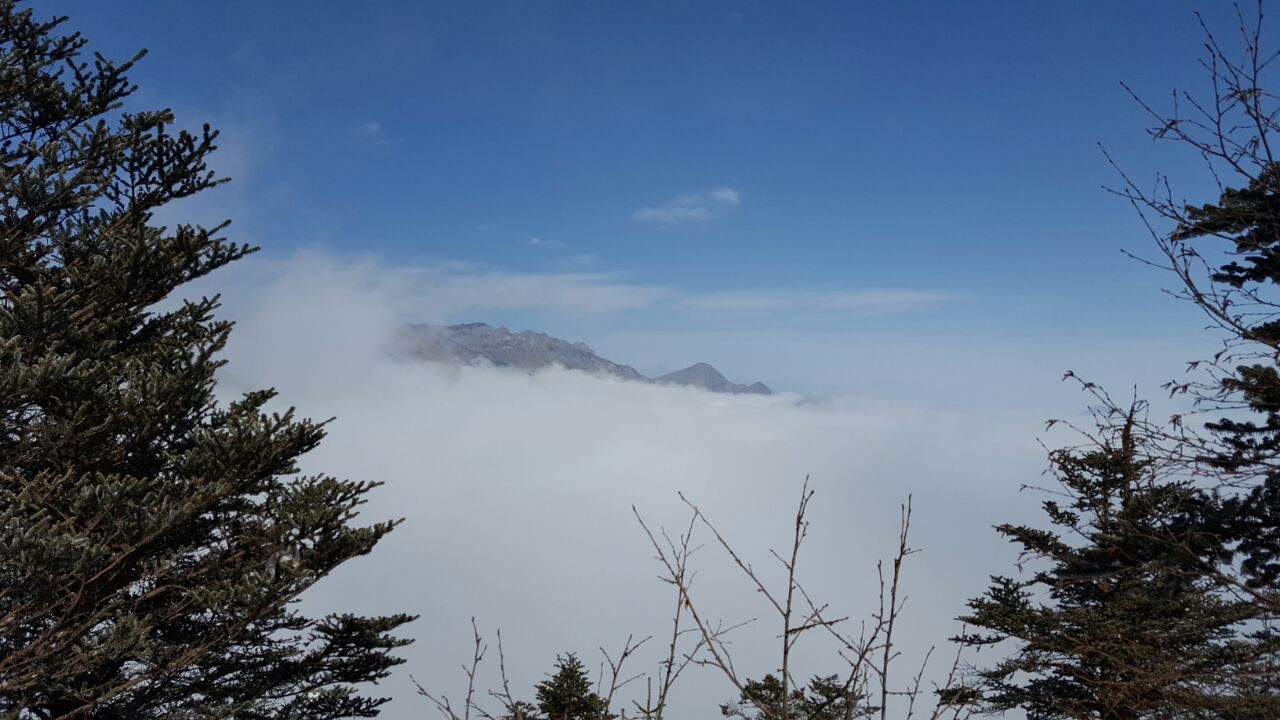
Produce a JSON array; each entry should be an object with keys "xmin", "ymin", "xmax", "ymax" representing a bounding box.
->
[
  {"xmin": 962, "ymin": 9, "xmax": 1280, "ymax": 716},
  {"xmin": 534, "ymin": 655, "xmax": 613, "ymax": 720},
  {"xmin": 502, "ymin": 701, "xmax": 541, "ymax": 720},
  {"xmin": 1108, "ymin": 2, "xmax": 1280, "ymax": 619},
  {"xmin": 958, "ymin": 406, "xmax": 1276, "ymax": 719},
  {"xmin": 0, "ymin": 3, "xmax": 412, "ymax": 717},
  {"xmin": 1172, "ymin": 163, "xmax": 1280, "ymax": 597},
  {"xmin": 721, "ymin": 674, "xmax": 872, "ymax": 720}
]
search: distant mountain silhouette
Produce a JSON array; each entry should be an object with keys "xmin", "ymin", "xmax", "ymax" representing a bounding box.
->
[
  {"xmin": 393, "ymin": 323, "xmax": 771, "ymax": 395},
  {"xmin": 656, "ymin": 362, "xmax": 771, "ymax": 395}
]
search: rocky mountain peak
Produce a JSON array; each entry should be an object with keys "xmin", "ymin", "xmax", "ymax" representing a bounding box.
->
[
  {"xmin": 656, "ymin": 362, "xmax": 772, "ymax": 395},
  {"xmin": 392, "ymin": 323, "xmax": 771, "ymax": 395}
]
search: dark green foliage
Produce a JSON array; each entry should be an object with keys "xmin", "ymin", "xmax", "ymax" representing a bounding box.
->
[
  {"xmin": 0, "ymin": 2, "xmax": 412, "ymax": 717},
  {"xmin": 533, "ymin": 655, "xmax": 614, "ymax": 720},
  {"xmin": 1176, "ymin": 163, "xmax": 1280, "ymax": 293},
  {"xmin": 964, "ymin": 15, "xmax": 1280, "ymax": 715},
  {"xmin": 1173, "ymin": 162, "xmax": 1280, "ymax": 593},
  {"xmin": 958, "ymin": 412, "xmax": 1277, "ymax": 719},
  {"xmin": 721, "ymin": 674, "xmax": 872, "ymax": 720},
  {"xmin": 490, "ymin": 654, "xmax": 612, "ymax": 720},
  {"xmin": 502, "ymin": 700, "xmax": 541, "ymax": 720}
]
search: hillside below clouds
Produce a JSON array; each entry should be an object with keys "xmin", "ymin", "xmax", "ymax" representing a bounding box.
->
[{"xmin": 394, "ymin": 323, "xmax": 772, "ymax": 395}]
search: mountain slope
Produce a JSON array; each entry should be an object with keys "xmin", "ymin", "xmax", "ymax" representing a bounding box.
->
[
  {"xmin": 656, "ymin": 363, "xmax": 772, "ymax": 395},
  {"xmin": 395, "ymin": 323, "xmax": 647, "ymax": 382},
  {"xmin": 393, "ymin": 323, "xmax": 771, "ymax": 395}
]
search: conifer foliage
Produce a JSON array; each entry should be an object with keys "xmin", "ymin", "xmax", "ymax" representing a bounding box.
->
[
  {"xmin": 720, "ymin": 674, "xmax": 871, "ymax": 720},
  {"xmin": 533, "ymin": 655, "xmax": 614, "ymax": 720},
  {"xmin": 958, "ymin": 403, "xmax": 1276, "ymax": 719},
  {"xmin": 1104, "ymin": 3, "xmax": 1280, "ymax": 619},
  {"xmin": 1173, "ymin": 162, "xmax": 1280, "ymax": 596},
  {"xmin": 955, "ymin": 7, "xmax": 1280, "ymax": 717},
  {"xmin": 0, "ymin": 3, "xmax": 412, "ymax": 717}
]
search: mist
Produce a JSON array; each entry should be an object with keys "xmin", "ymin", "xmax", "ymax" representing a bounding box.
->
[{"xmin": 184, "ymin": 252, "xmax": 1156, "ymax": 718}]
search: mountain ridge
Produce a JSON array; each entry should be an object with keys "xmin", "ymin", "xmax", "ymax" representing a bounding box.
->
[
  {"xmin": 394, "ymin": 323, "xmax": 771, "ymax": 395},
  {"xmin": 655, "ymin": 362, "xmax": 772, "ymax": 395}
]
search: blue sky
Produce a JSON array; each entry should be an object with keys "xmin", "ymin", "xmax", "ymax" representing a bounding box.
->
[
  {"xmin": 37, "ymin": 7, "xmax": 1266, "ymax": 712},
  {"xmin": 47, "ymin": 1, "xmax": 1251, "ymax": 394}
]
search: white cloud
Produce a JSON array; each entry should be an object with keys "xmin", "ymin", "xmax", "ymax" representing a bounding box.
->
[
  {"xmin": 634, "ymin": 204, "xmax": 710, "ymax": 223},
  {"xmin": 353, "ymin": 120, "xmax": 384, "ymax": 137},
  {"xmin": 685, "ymin": 289, "xmax": 952, "ymax": 314},
  {"xmin": 198, "ymin": 252, "xmax": 952, "ymax": 327},
  {"xmin": 634, "ymin": 187, "xmax": 741, "ymax": 224},
  {"xmin": 709, "ymin": 187, "xmax": 740, "ymax": 206},
  {"xmin": 429, "ymin": 271, "xmax": 661, "ymax": 315},
  {"xmin": 556, "ymin": 253, "xmax": 596, "ymax": 266},
  {"xmin": 173, "ymin": 250, "xmax": 1088, "ymax": 720},
  {"xmin": 527, "ymin": 237, "xmax": 564, "ymax": 249},
  {"xmin": 198, "ymin": 252, "xmax": 672, "ymax": 321},
  {"xmin": 592, "ymin": 327, "xmax": 1202, "ymax": 421}
]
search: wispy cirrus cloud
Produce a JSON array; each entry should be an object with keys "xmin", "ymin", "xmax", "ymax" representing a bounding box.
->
[
  {"xmin": 684, "ymin": 289, "xmax": 952, "ymax": 314},
  {"xmin": 426, "ymin": 270, "xmax": 662, "ymax": 315},
  {"xmin": 353, "ymin": 119, "xmax": 381, "ymax": 136},
  {"xmin": 352, "ymin": 121, "xmax": 389, "ymax": 146},
  {"xmin": 193, "ymin": 253, "xmax": 947, "ymax": 331},
  {"xmin": 708, "ymin": 188, "xmax": 739, "ymax": 205},
  {"xmin": 634, "ymin": 187, "xmax": 740, "ymax": 224},
  {"xmin": 527, "ymin": 237, "xmax": 564, "ymax": 249},
  {"xmin": 198, "ymin": 252, "xmax": 672, "ymax": 322},
  {"xmin": 353, "ymin": 120, "xmax": 384, "ymax": 137}
]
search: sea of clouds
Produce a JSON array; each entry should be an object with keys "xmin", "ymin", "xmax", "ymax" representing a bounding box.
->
[{"xmin": 175, "ymin": 251, "xmax": 1195, "ymax": 719}]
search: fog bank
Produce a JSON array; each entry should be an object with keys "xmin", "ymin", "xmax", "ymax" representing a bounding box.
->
[{"xmin": 183, "ymin": 253, "xmax": 1103, "ymax": 718}]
